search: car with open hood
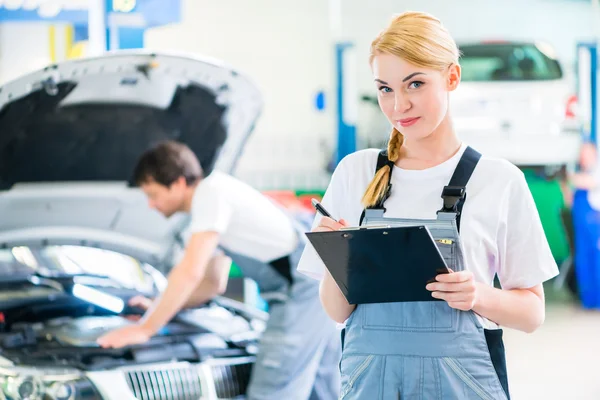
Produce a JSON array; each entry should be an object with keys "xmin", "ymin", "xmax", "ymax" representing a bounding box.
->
[{"xmin": 0, "ymin": 50, "xmax": 267, "ymax": 400}]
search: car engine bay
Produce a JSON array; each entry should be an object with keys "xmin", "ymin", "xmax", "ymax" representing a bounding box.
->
[{"xmin": 0, "ymin": 301, "xmax": 263, "ymax": 371}]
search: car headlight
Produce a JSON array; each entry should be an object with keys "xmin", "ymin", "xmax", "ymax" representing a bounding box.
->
[{"xmin": 0, "ymin": 367, "xmax": 102, "ymax": 400}]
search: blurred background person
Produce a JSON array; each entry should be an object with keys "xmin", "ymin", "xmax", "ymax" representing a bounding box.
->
[{"xmin": 569, "ymin": 142, "xmax": 600, "ymax": 309}]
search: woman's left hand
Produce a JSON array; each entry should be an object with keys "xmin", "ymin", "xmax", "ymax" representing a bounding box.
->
[{"xmin": 426, "ymin": 269, "xmax": 479, "ymax": 311}]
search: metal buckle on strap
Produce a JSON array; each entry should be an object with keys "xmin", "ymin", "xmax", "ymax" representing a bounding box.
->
[{"xmin": 439, "ymin": 185, "xmax": 466, "ymax": 213}]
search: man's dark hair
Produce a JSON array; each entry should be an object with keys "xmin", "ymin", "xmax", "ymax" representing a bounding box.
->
[{"xmin": 133, "ymin": 140, "xmax": 203, "ymax": 187}]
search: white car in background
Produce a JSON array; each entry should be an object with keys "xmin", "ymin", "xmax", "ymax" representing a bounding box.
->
[{"xmin": 451, "ymin": 41, "xmax": 581, "ymax": 174}]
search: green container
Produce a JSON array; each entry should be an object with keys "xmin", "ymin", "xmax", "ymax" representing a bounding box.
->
[{"xmin": 523, "ymin": 169, "xmax": 569, "ymax": 263}]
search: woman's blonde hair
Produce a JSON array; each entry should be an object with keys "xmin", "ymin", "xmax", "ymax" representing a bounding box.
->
[{"xmin": 361, "ymin": 11, "xmax": 460, "ymax": 208}]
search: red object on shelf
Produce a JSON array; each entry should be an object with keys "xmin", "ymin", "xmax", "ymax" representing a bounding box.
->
[
  {"xmin": 262, "ymin": 191, "xmax": 320, "ymax": 214},
  {"xmin": 297, "ymin": 194, "xmax": 322, "ymax": 212}
]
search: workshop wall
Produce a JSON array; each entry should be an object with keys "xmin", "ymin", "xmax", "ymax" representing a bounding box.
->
[{"xmin": 144, "ymin": 0, "xmax": 596, "ymax": 188}]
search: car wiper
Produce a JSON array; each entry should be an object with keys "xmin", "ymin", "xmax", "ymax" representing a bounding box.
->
[
  {"xmin": 0, "ymin": 274, "xmax": 64, "ymax": 291},
  {"xmin": 27, "ymin": 275, "xmax": 64, "ymax": 292},
  {"xmin": 0, "ymin": 274, "xmax": 105, "ymax": 292},
  {"xmin": 39, "ymin": 272, "xmax": 113, "ymax": 281},
  {"xmin": 39, "ymin": 273, "xmax": 142, "ymax": 292}
]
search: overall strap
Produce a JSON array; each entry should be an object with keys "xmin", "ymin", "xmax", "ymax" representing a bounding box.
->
[
  {"xmin": 437, "ymin": 146, "xmax": 482, "ymax": 232},
  {"xmin": 358, "ymin": 149, "xmax": 394, "ymax": 226}
]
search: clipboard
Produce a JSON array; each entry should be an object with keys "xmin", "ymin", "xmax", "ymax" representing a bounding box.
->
[{"xmin": 305, "ymin": 225, "xmax": 450, "ymax": 304}]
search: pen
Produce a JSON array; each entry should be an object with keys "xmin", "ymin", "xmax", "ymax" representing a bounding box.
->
[{"xmin": 311, "ymin": 198, "xmax": 338, "ymax": 222}]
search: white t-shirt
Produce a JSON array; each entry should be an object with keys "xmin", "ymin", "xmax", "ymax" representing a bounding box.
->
[
  {"xmin": 184, "ymin": 171, "xmax": 298, "ymax": 262},
  {"xmin": 297, "ymin": 143, "xmax": 559, "ymax": 328}
]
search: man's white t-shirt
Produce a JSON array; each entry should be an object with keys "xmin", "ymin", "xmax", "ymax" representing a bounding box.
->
[
  {"xmin": 184, "ymin": 171, "xmax": 298, "ymax": 262},
  {"xmin": 297, "ymin": 143, "xmax": 559, "ymax": 329}
]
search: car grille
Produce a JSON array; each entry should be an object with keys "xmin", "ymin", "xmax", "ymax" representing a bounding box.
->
[
  {"xmin": 211, "ymin": 362, "xmax": 253, "ymax": 399},
  {"xmin": 124, "ymin": 365, "xmax": 203, "ymax": 400}
]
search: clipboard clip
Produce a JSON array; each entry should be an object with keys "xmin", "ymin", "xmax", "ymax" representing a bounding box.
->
[{"xmin": 339, "ymin": 224, "xmax": 392, "ymax": 231}]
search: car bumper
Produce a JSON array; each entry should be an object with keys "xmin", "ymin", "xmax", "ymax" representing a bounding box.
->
[
  {"xmin": 87, "ymin": 357, "xmax": 254, "ymax": 400},
  {"xmin": 458, "ymin": 131, "xmax": 582, "ymax": 166}
]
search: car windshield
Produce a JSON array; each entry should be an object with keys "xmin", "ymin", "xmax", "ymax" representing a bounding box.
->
[
  {"xmin": 459, "ymin": 43, "xmax": 563, "ymax": 82},
  {"xmin": 0, "ymin": 245, "xmax": 164, "ymax": 293}
]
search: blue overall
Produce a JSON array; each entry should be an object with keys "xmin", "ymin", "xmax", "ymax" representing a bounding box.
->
[
  {"xmin": 572, "ymin": 189, "xmax": 600, "ymax": 309},
  {"xmin": 222, "ymin": 218, "xmax": 341, "ymax": 400},
  {"xmin": 338, "ymin": 147, "xmax": 510, "ymax": 400}
]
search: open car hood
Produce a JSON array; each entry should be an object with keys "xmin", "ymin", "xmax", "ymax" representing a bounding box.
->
[
  {"xmin": 0, "ymin": 51, "xmax": 263, "ymax": 268},
  {"xmin": 0, "ymin": 50, "xmax": 263, "ymax": 186}
]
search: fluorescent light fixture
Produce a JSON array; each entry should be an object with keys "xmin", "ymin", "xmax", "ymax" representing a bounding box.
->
[
  {"xmin": 72, "ymin": 284, "xmax": 124, "ymax": 313},
  {"xmin": 38, "ymin": 3, "xmax": 62, "ymax": 18},
  {"xmin": 112, "ymin": 0, "xmax": 136, "ymax": 12},
  {"xmin": 22, "ymin": 0, "xmax": 37, "ymax": 10},
  {"xmin": 3, "ymin": 0, "xmax": 23, "ymax": 10}
]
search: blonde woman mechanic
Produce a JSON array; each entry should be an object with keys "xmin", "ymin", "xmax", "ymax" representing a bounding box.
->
[{"xmin": 298, "ymin": 11, "xmax": 558, "ymax": 400}]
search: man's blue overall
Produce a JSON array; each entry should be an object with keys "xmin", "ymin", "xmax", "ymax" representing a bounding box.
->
[
  {"xmin": 222, "ymin": 217, "xmax": 341, "ymax": 400},
  {"xmin": 338, "ymin": 147, "xmax": 510, "ymax": 399}
]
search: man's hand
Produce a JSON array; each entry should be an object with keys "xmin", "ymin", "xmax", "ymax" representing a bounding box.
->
[
  {"xmin": 426, "ymin": 269, "xmax": 479, "ymax": 311},
  {"xmin": 96, "ymin": 324, "xmax": 153, "ymax": 349},
  {"xmin": 124, "ymin": 295, "xmax": 153, "ymax": 321},
  {"xmin": 129, "ymin": 295, "xmax": 153, "ymax": 310},
  {"xmin": 97, "ymin": 231, "xmax": 220, "ymax": 349}
]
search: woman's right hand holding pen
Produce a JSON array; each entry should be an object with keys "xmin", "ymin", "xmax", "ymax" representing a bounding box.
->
[{"xmin": 313, "ymin": 216, "xmax": 349, "ymax": 232}]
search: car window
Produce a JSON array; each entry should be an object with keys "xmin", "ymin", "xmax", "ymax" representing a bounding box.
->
[
  {"xmin": 41, "ymin": 246, "xmax": 157, "ymax": 292},
  {"xmin": 0, "ymin": 247, "xmax": 35, "ymax": 276},
  {"xmin": 0, "ymin": 245, "xmax": 162, "ymax": 293},
  {"xmin": 459, "ymin": 43, "xmax": 563, "ymax": 82}
]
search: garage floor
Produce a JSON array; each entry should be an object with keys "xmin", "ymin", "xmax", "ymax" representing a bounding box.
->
[{"xmin": 504, "ymin": 287, "xmax": 600, "ymax": 399}]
